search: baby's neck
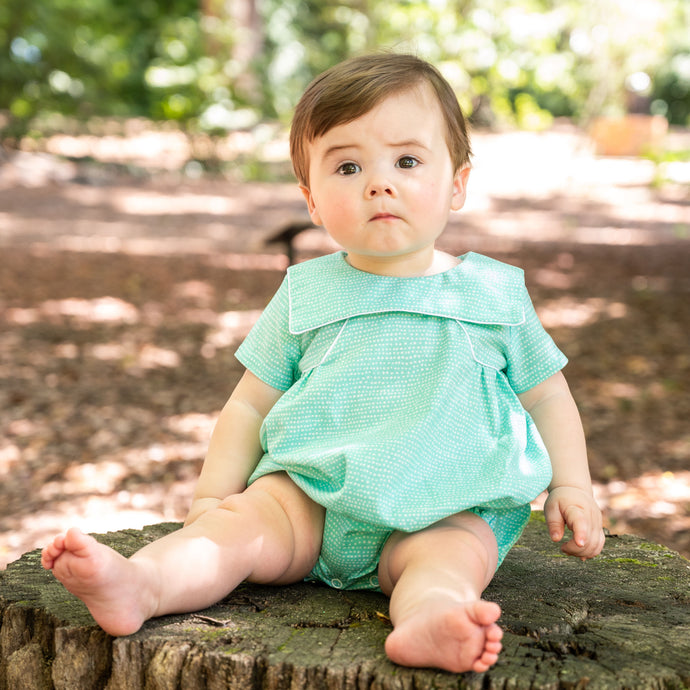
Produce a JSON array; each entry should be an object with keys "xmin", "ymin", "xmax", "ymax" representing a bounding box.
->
[
  {"xmin": 424, "ymin": 250, "xmax": 461, "ymax": 276},
  {"xmin": 404, "ymin": 250, "xmax": 460, "ymax": 277},
  {"xmin": 347, "ymin": 250, "xmax": 460, "ymax": 277}
]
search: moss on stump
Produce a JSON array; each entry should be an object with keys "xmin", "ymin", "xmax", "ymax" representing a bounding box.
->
[{"xmin": 1, "ymin": 517, "xmax": 689, "ymax": 689}]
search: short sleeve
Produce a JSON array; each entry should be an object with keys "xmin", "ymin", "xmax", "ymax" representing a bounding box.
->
[
  {"xmin": 235, "ymin": 278, "xmax": 302, "ymax": 391},
  {"xmin": 503, "ymin": 288, "xmax": 568, "ymax": 394}
]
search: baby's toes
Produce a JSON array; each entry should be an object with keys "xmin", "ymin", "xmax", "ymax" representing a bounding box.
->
[
  {"xmin": 485, "ymin": 638, "xmax": 503, "ymax": 655},
  {"xmin": 40, "ymin": 549, "xmax": 53, "ymax": 569},
  {"xmin": 473, "ymin": 652, "xmax": 499, "ymax": 674},
  {"xmin": 41, "ymin": 537, "xmax": 65, "ymax": 569}
]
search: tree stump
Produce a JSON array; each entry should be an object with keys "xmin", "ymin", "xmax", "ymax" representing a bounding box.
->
[{"xmin": 1, "ymin": 516, "xmax": 689, "ymax": 689}]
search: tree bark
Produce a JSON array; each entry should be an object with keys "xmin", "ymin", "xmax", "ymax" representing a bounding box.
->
[
  {"xmin": 202, "ymin": 0, "xmax": 264, "ymax": 104},
  {"xmin": 1, "ymin": 517, "xmax": 689, "ymax": 689}
]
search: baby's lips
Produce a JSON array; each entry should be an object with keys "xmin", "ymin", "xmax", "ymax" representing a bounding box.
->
[{"xmin": 369, "ymin": 212, "xmax": 400, "ymax": 221}]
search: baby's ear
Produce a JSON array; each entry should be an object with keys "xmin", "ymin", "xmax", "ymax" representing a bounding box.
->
[
  {"xmin": 299, "ymin": 185, "xmax": 323, "ymax": 226},
  {"xmin": 450, "ymin": 166, "xmax": 471, "ymax": 211}
]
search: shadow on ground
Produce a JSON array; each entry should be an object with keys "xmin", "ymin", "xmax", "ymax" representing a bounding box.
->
[{"xmin": 1, "ymin": 128, "xmax": 689, "ymax": 568}]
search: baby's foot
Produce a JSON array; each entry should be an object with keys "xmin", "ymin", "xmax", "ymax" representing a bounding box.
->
[
  {"xmin": 384, "ymin": 599, "xmax": 503, "ymax": 673},
  {"xmin": 41, "ymin": 528, "xmax": 153, "ymax": 637}
]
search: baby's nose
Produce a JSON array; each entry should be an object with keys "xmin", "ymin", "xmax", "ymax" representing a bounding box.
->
[{"xmin": 365, "ymin": 176, "xmax": 396, "ymax": 198}]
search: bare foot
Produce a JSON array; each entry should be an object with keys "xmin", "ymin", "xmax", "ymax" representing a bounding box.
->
[
  {"xmin": 41, "ymin": 528, "xmax": 154, "ymax": 636},
  {"xmin": 384, "ymin": 599, "xmax": 503, "ymax": 673}
]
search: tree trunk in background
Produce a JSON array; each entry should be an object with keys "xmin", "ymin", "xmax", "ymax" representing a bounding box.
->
[{"xmin": 203, "ymin": 0, "xmax": 264, "ymax": 104}]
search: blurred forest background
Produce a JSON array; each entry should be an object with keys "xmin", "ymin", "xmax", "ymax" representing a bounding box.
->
[
  {"xmin": 1, "ymin": 0, "xmax": 689, "ymax": 570},
  {"xmin": 2, "ymin": 0, "xmax": 690, "ymax": 147}
]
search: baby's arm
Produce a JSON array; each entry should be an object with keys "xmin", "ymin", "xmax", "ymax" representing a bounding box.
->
[
  {"xmin": 518, "ymin": 372, "xmax": 605, "ymax": 559},
  {"xmin": 185, "ymin": 369, "xmax": 284, "ymax": 525}
]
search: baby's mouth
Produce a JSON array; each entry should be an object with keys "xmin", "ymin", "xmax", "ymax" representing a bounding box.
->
[{"xmin": 370, "ymin": 212, "xmax": 400, "ymax": 222}]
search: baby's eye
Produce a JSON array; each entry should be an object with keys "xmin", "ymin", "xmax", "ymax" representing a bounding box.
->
[
  {"xmin": 337, "ymin": 162, "xmax": 361, "ymax": 175},
  {"xmin": 396, "ymin": 156, "xmax": 419, "ymax": 169}
]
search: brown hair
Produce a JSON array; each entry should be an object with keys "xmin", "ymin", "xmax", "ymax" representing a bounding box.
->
[{"xmin": 290, "ymin": 53, "xmax": 472, "ymax": 187}]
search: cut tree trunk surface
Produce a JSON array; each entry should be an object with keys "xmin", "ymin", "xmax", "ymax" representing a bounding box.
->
[{"xmin": 1, "ymin": 516, "xmax": 689, "ymax": 689}]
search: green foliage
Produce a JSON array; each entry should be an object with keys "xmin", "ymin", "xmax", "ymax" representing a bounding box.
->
[
  {"xmin": 1, "ymin": 0, "xmax": 211, "ymax": 137},
  {"xmin": 253, "ymin": 0, "xmax": 690, "ymax": 129},
  {"xmin": 1, "ymin": 0, "xmax": 688, "ymax": 141}
]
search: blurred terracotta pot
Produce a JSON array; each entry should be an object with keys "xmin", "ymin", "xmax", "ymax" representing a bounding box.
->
[{"xmin": 589, "ymin": 114, "xmax": 668, "ymax": 156}]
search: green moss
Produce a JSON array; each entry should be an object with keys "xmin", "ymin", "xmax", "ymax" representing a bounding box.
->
[
  {"xmin": 637, "ymin": 542, "xmax": 670, "ymax": 552},
  {"xmin": 604, "ymin": 558, "xmax": 659, "ymax": 568},
  {"xmin": 276, "ymin": 628, "xmax": 299, "ymax": 652},
  {"xmin": 530, "ymin": 511, "xmax": 546, "ymax": 524}
]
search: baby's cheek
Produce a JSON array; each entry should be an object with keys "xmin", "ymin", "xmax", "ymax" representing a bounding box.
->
[
  {"xmin": 415, "ymin": 181, "xmax": 442, "ymax": 205},
  {"xmin": 325, "ymin": 200, "xmax": 357, "ymax": 229}
]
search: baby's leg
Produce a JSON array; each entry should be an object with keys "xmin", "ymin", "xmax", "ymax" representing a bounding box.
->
[
  {"xmin": 41, "ymin": 473, "xmax": 324, "ymax": 636},
  {"xmin": 377, "ymin": 511, "xmax": 502, "ymax": 674}
]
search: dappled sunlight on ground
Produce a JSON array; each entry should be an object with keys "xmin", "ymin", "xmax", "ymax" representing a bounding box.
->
[
  {"xmin": 0, "ymin": 409, "xmax": 216, "ymax": 568},
  {"xmin": 597, "ymin": 471, "xmax": 690, "ymax": 557},
  {"xmin": 532, "ymin": 470, "xmax": 690, "ymax": 558},
  {"xmin": 537, "ymin": 296, "xmax": 628, "ymax": 329},
  {"xmin": 0, "ymin": 127, "xmax": 688, "ymax": 570}
]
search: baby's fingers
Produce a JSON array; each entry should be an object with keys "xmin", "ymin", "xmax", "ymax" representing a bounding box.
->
[
  {"xmin": 564, "ymin": 504, "xmax": 589, "ymax": 548},
  {"xmin": 561, "ymin": 506, "xmax": 605, "ymax": 559},
  {"xmin": 543, "ymin": 498, "xmax": 566, "ymax": 543},
  {"xmin": 561, "ymin": 534, "xmax": 603, "ymax": 560}
]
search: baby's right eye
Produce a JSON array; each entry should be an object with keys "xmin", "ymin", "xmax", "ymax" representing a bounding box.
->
[{"xmin": 337, "ymin": 162, "xmax": 361, "ymax": 175}]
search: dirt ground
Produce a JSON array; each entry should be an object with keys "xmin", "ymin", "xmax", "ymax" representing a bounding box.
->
[{"xmin": 1, "ymin": 124, "xmax": 689, "ymax": 570}]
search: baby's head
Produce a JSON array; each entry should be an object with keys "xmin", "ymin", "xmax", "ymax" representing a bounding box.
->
[{"xmin": 290, "ymin": 53, "xmax": 472, "ymax": 188}]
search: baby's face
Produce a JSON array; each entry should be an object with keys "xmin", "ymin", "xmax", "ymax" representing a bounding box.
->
[{"xmin": 300, "ymin": 84, "xmax": 469, "ymax": 276}]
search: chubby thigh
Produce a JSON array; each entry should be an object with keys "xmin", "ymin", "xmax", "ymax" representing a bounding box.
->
[
  {"xmin": 242, "ymin": 472, "xmax": 530, "ymax": 590},
  {"xmin": 377, "ymin": 511, "xmax": 500, "ymax": 597},
  {"xmin": 240, "ymin": 472, "xmax": 325, "ymax": 585},
  {"xmin": 306, "ymin": 504, "xmax": 529, "ymax": 592}
]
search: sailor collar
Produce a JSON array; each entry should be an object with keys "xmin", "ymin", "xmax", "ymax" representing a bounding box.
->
[{"xmin": 287, "ymin": 251, "xmax": 526, "ymax": 334}]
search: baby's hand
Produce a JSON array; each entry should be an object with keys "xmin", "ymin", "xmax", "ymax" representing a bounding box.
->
[{"xmin": 543, "ymin": 486, "xmax": 605, "ymax": 560}]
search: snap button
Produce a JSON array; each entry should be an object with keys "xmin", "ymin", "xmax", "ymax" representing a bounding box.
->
[
  {"xmin": 369, "ymin": 576, "xmax": 379, "ymax": 587},
  {"xmin": 331, "ymin": 578, "xmax": 343, "ymax": 589}
]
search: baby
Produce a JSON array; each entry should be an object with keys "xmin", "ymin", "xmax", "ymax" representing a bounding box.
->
[{"xmin": 42, "ymin": 53, "xmax": 605, "ymax": 674}]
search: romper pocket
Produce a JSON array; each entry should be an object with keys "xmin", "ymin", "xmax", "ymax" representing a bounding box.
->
[{"xmin": 456, "ymin": 321, "xmax": 508, "ymax": 372}]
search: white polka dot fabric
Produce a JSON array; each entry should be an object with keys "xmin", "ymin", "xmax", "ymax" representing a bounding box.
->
[{"xmin": 235, "ymin": 252, "xmax": 567, "ymax": 589}]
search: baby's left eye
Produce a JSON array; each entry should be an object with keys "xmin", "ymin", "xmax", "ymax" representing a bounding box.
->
[{"xmin": 396, "ymin": 156, "xmax": 419, "ymax": 169}]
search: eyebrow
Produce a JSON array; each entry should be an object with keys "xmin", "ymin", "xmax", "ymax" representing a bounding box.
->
[
  {"xmin": 322, "ymin": 139, "xmax": 430, "ymax": 159},
  {"xmin": 322, "ymin": 144, "xmax": 358, "ymax": 159},
  {"xmin": 388, "ymin": 138, "xmax": 431, "ymax": 151}
]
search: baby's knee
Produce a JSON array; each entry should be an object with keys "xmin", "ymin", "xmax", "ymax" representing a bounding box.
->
[
  {"xmin": 441, "ymin": 511, "xmax": 497, "ymax": 545},
  {"xmin": 217, "ymin": 492, "xmax": 252, "ymax": 514},
  {"xmin": 215, "ymin": 488, "xmax": 292, "ymax": 537},
  {"xmin": 433, "ymin": 511, "xmax": 499, "ymax": 571},
  {"xmin": 379, "ymin": 511, "xmax": 499, "ymax": 591}
]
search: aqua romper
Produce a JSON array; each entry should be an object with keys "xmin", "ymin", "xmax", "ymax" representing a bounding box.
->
[{"xmin": 236, "ymin": 251, "xmax": 567, "ymax": 590}]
